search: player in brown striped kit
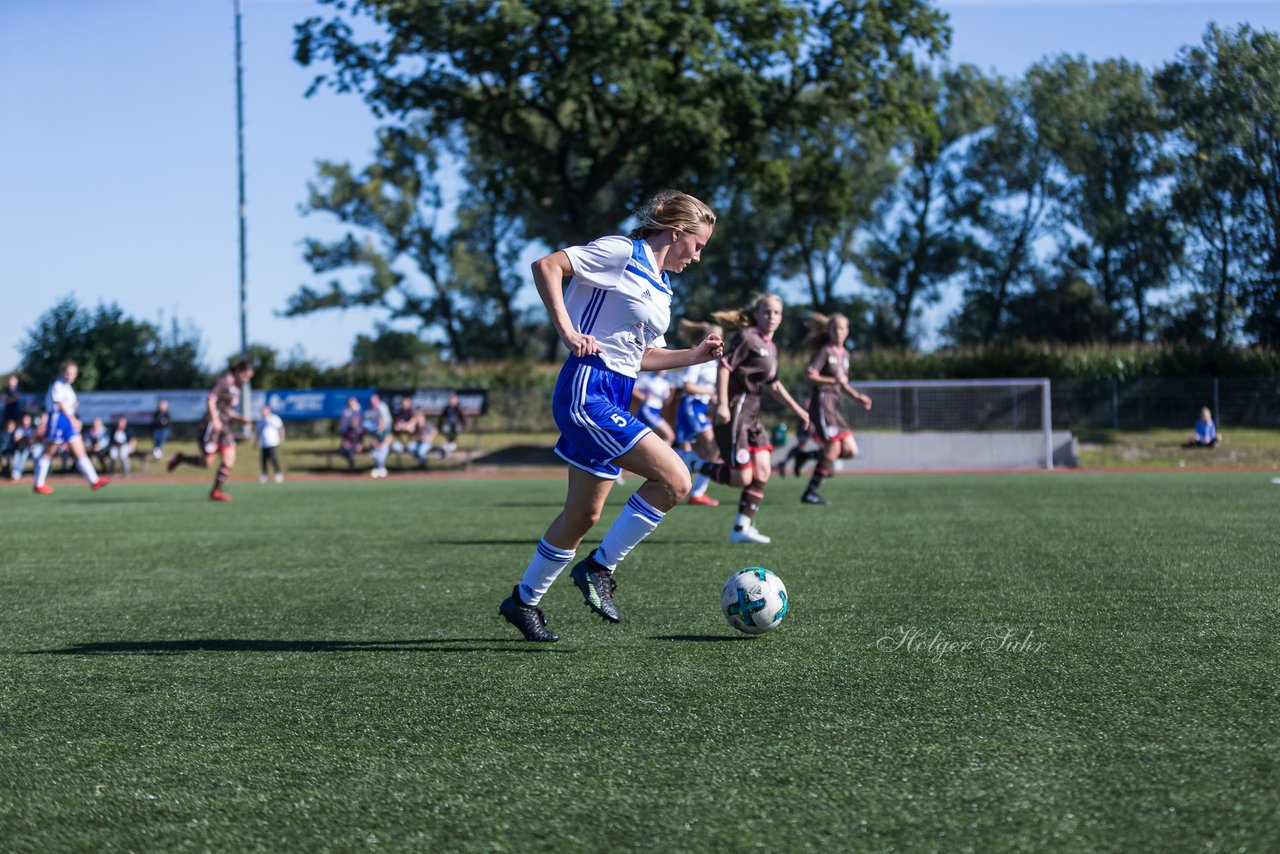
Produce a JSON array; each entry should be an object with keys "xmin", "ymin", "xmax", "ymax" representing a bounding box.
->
[{"xmin": 799, "ymin": 312, "xmax": 871, "ymax": 505}]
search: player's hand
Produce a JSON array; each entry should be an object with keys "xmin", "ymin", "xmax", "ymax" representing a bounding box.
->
[
  {"xmin": 210, "ymin": 417, "xmax": 222, "ymax": 433},
  {"xmin": 695, "ymin": 334, "xmax": 724, "ymax": 362},
  {"xmin": 714, "ymin": 403, "xmax": 731, "ymax": 425},
  {"xmin": 797, "ymin": 411, "xmax": 811, "ymax": 433},
  {"xmin": 860, "ymin": 394, "xmax": 873, "ymax": 411},
  {"xmin": 562, "ymin": 330, "xmax": 599, "ymax": 357}
]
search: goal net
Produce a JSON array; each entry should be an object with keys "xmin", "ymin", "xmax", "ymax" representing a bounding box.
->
[{"xmin": 785, "ymin": 378, "xmax": 1067, "ymax": 470}]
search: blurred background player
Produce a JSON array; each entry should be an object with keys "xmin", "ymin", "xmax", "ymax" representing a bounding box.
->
[
  {"xmin": 31, "ymin": 360, "xmax": 109, "ymax": 495},
  {"xmin": 798, "ymin": 312, "xmax": 872, "ymax": 505},
  {"xmin": 256, "ymin": 403, "xmax": 286, "ymax": 483},
  {"xmin": 687, "ymin": 294, "xmax": 809, "ymax": 543},
  {"xmin": 167, "ymin": 359, "xmax": 254, "ymax": 501},
  {"xmin": 675, "ymin": 320, "xmax": 724, "ymax": 507},
  {"xmin": 633, "ymin": 369, "xmax": 675, "ymax": 444}
]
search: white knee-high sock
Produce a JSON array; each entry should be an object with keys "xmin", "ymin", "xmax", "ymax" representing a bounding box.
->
[
  {"xmin": 34, "ymin": 456, "xmax": 52, "ymax": 487},
  {"xmin": 596, "ymin": 492, "xmax": 665, "ymax": 570},
  {"xmin": 76, "ymin": 455, "xmax": 100, "ymax": 485},
  {"xmin": 518, "ymin": 538, "xmax": 575, "ymax": 606},
  {"xmin": 691, "ymin": 474, "xmax": 710, "ymax": 497}
]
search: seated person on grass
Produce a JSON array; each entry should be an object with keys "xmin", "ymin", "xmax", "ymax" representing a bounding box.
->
[{"xmin": 1183, "ymin": 406, "xmax": 1220, "ymax": 448}]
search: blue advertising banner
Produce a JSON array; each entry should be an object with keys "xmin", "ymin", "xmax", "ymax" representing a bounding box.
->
[
  {"xmin": 254, "ymin": 389, "xmax": 375, "ymax": 421},
  {"xmin": 72, "ymin": 391, "xmax": 212, "ymax": 424}
]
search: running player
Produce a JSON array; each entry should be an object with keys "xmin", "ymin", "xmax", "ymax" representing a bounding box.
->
[
  {"xmin": 498, "ymin": 189, "xmax": 722, "ymax": 642},
  {"xmin": 167, "ymin": 360, "xmax": 254, "ymax": 501},
  {"xmin": 633, "ymin": 370, "xmax": 675, "ymax": 444},
  {"xmin": 675, "ymin": 319, "xmax": 724, "ymax": 507},
  {"xmin": 800, "ymin": 312, "xmax": 872, "ymax": 504},
  {"xmin": 31, "ymin": 360, "xmax": 109, "ymax": 495},
  {"xmin": 687, "ymin": 294, "xmax": 810, "ymax": 543}
]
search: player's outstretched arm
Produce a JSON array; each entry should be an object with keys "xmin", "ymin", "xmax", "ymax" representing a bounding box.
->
[{"xmin": 640, "ymin": 336, "xmax": 723, "ymax": 372}]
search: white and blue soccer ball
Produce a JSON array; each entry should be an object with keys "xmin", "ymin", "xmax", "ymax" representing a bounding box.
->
[{"xmin": 721, "ymin": 567, "xmax": 789, "ymax": 635}]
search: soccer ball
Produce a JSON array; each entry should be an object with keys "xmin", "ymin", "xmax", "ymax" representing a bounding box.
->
[{"xmin": 721, "ymin": 567, "xmax": 789, "ymax": 635}]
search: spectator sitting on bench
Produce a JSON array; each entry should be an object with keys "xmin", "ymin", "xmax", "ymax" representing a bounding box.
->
[
  {"xmin": 10, "ymin": 414, "xmax": 39, "ymax": 481},
  {"xmin": 408, "ymin": 411, "xmax": 438, "ymax": 465},
  {"xmin": 108, "ymin": 416, "xmax": 137, "ymax": 476},
  {"xmin": 435, "ymin": 392, "xmax": 470, "ymax": 457},
  {"xmin": 0, "ymin": 419, "xmax": 14, "ymax": 478},
  {"xmin": 337, "ymin": 397, "xmax": 364, "ymax": 470},
  {"xmin": 87, "ymin": 417, "xmax": 111, "ymax": 471},
  {"xmin": 1183, "ymin": 406, "xmax": 1221, "ymax": 448}
]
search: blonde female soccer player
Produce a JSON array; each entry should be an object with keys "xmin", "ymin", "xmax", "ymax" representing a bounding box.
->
[
  {"xmin": 31, "ymin": 360, "xmax": 109, "ymax": 495},
  {"xmin": 497, "ymin": 190, "xmax": 723, "ymax": 642}
]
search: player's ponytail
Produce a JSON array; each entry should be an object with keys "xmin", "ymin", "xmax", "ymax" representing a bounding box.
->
[
  {"xmin": 712, "ymin": 294, "xmax": 783, "ymax": 331},
  {"xmin": 678, "ymin": 319, "xmax": 724, "ymax": 347},
  {"xmin": 805, "ymin": 312, "xmax": 850, "ymax": 351}
]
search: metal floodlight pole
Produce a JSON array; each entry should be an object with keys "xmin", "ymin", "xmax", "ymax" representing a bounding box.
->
[{"xmin": 234, "ymin": 0, "xmax": 252, "ymax": 431}]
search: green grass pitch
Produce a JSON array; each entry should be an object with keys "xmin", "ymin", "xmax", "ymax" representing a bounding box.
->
[{"xmin": 1, "ymin": 472, "xmax": 1277, "ymax": 850}]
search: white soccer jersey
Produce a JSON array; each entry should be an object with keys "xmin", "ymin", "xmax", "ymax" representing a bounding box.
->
[
  {"xmin": 635, "ymin": 373, "xmax": 672, "ymax": 410},
  {"xmin": 679, "ymin": 361, "xmax": 718, "ymax": 404},
  {"xmin": 562, "ymin": 236, "xmax": 671, "ymax": 378},
  {"xmin": 45, "ymin": 379, "xmax": 77, "ymax": 414}
]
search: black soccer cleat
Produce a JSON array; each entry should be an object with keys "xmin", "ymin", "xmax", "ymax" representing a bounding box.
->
[
  {"xmin": 570, "ymin": 550, "xmax": 620, "ymax": 623},
  {"xmin": 499, "ymin": 586, "xmax": 559, "ymax": 642},
  {"xmin": 801, "ymin": 491, "xmax": 830, "ymax": 505}
]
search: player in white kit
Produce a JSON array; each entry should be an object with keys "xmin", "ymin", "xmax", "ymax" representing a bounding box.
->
[
  {"xmin": 498, "ymin": 190, "xmax": 723, "ymax": 642},
  {"xmin": 31, "ymin": 361, "xmax": 109, "ymax": 495}
]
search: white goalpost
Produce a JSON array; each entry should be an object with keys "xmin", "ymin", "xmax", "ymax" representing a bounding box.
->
[{"xmin": 805, "ymin": 378, "xmax": 1072, "ymax": 471}]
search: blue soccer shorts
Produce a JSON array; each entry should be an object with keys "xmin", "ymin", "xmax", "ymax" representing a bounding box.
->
[
  {"xmin": 675, "ymin": 396, "xmax": 711, "ymax": 444},
  {"xmin": 552, "ymin": 355, "xmax": 651, "ymax": 480},
  {"xmin": 45, "ymin": 412, "xmax": 80, "ymax": 444}
]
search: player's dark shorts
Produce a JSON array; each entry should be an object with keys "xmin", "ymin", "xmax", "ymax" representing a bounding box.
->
[
  {"xmin": 809, "ymin": 391, "xmax": 851, "ymax": 442},
  {"xmin": 201, "ymin": 418, "xmax": 236, "ymax": 454},
  {"xmin": 715, "ymin": 394, "xmax": 772, "ymax": 470}
]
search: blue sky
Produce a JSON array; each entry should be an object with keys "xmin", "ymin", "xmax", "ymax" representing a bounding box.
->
[{"xmin": 3, "ymin": 0, "xmax": 1278, "ymax": 373}]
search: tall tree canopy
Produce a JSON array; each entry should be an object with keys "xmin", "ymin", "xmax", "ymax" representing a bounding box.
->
[
  {"xmin": 1157, "ymin": 24, "xmax": 1280, "ymax": 345},
  {"xmin": 288, "ymin": 0, "xmax": 949, "ymax": 356},
  {"xmin": 295, "ymin": 0, "xmax": 947, "ymax": 246},
  {"xmin": 20, "ymin": 297, "xmax": 205, "ymax": 391}
]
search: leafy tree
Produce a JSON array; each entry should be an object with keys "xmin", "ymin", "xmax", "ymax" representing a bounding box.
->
[
  {"xmin": 291, "ymin": 0, "xmax": 948, "ymax": 353},
  {"xmin": 1028, "ymin": 56, "xmax": 1179, "ymax": 340},
  {"xmin": 295, "ymin": 0, "xmax": 946, "ymax": 248},
  {"xmin": 351, "ymin": 323, "xmax": 433, "ymax": 366},
  {"xmin": 1157, "ymin": 24, "xmax": 1280, "ymax": 345},
  {"xmin": 20, "ymin": 297, "xmax": 205, "ymax": 390},
  {"xmin": 946, "ymin": 75, "xmax": 1062, "ymax": 345},
  {"xmin": 857, "ymin": 65, "xmax": 999, "ymax": 347}
]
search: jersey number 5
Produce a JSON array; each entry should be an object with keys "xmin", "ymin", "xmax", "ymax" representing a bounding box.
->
[{"xmin": 610, "ymin": 414, "xmax": 628, "ymax": 428}]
